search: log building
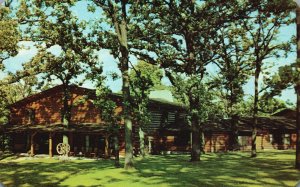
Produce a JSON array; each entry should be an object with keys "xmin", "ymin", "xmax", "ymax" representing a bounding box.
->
[{"xmin": 6, "ymin": 85, "xmax": 297, "ymax": 157}]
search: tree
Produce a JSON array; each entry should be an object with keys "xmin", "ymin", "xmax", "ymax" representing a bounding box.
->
[
  {"xmin": 262, "ymin": 60, "xmax": 299, "ymax": 167},
  {"xmin": 129, "ymin": 0, "xmax": 248, "ymax": 161},
  {"xmin": 94, "ymin": 80, "xmax": 121, "ymax": 167},
  {"xmin": 212, "ymin": 25, "xmax": 252, "ymax": 150},
  {"xmin": 10, "ymin": 0, "xmax": 100, "ymax": 144},
  {"xmin": 129, "ymin": 61, "xmax": 164, "ymax": 157},
  {"xmin": 241, "ymin": 1, "xmax": 294, "ymax": 157},
  {"xmin": 90, "ymin": 0, "xmax": 140, "ymax": 169},
  {"xmin": 0, "ymin": 2, "xmax": 20, "ymax": 69},
  {"xmin": 0, "ymin": 76, "xmax": 37, "ymax": 104},
  {"xmin": 170, "ymin": 74, "xmax": 223, "ymax": 155}
]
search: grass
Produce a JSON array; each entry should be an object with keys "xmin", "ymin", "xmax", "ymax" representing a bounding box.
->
[{"xmin": 0, "ymin": 150, "xmax": 299, "ymax": 187}]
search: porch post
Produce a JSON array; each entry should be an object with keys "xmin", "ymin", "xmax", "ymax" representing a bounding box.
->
[
  {"xmin": 30, "ymin": 132, "xmax": 37, "ymax": 157},
  {"xmin": 49, "ymin": 132, "xmax": 53, "ymax": 158},
  {"xmin": 85, "ymin": 135, "xmax": 90, "ymax": 153},
  {"xmin": 104, "ymin": 134, "xmax": 110, "ymax": 158},
  {"xmin": 148, "ymin": 136, "xmax": 152, "ymax": 154}
]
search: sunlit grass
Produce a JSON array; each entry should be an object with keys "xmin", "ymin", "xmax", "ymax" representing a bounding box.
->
[{"xmin": 0, "ymin": 150, "xmax": 299, "ymax": 187}]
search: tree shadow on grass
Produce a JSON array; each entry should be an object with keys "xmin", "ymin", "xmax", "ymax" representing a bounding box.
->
[
  {"xmin": 131, "ymin": 151, "xmax": 300, "ymax": 187},
  {"xmin": 0, "ymin": 158, "xmax": 115, "ymax": 187},
  {"xmin": 0, "ymin": 151, "xmax": 299, "ymax": 187}
]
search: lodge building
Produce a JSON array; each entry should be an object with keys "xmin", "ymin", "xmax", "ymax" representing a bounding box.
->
[{"xmin": 6, "ymin": 85, "xmax": 297, "ymax": 158}]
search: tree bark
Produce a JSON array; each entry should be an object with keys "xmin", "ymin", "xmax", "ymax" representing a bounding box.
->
[
  {"xmin": 229, "ymin": 115, "xmax": 239, "ymax": 151},
  {"xmin": 295, "ymin": 5, "xmax": 300, "ymax": 170},
  {"xmin": 62, "ymin": 85, "xmax": 70, "ymax": 145},
  {"xmin": 109, "ymin": 0, "xmax": 133, "ymax": 169},
  {"xmin": 190, "ymin": 118, "xmax": 201, "ymax": 161},
  {"xmin": 120, "ymin": 43, "xmax": 133, "ymax": 168},
  {"xmin": 252, "ymin": 63, "xmax": 260, "ymax": 158}
]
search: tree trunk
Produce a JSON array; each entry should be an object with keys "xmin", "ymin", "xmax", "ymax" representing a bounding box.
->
[
  {"xmin": 120, "ymin": 43, "xmax": 133, "ymax": 169},
  {"xmin": 295, "ymin": 5, "xmax": 300, "ymax": 170},
  {"xmin": 113, "ymin": 134, "xmax": 120, "ymax": 168},
  {"xmin": 108, "ymin": 0, "xmax": 134, "ymax": 170},
  {"xmin": 62, "ymin": 85, "xmax": 70, "ymax": 145},
  {"xmin": 139, "ymin": 127, "xmax": 145, "ymax": 157},
  {"xmin": 229, "ymin": 115, "xmax": 239, "ymax": 151},
  {"xmin": 252, "ymin": 63, "xmax": 260, "ymax": 158},
  {"xmin": 190, "ymin": 118, "xmax": 201, "ymax": 161}
]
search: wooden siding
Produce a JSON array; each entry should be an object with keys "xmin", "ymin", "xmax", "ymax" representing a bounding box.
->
[{"xmin": 9, "ymin": 86, "xmax": 123, "ymax": 126}]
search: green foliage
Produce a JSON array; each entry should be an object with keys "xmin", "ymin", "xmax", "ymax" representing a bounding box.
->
[
  {"xmin": 7, "ymin": 0, "xmax": 101, "ymax": 87},
  {"xmin": 129, "ymin": 61, "xmax": 165, "ymax": 92},
  {"xmin": 171, "ymin": 75, "xmax": 223, "ymax": 125},
  {"xmin": 259, "ymin": 97, "xmax": 287, "ymax": 115},
  {"xmin": 263, "ymin": 62, "xmax": 299, "ymax": 98},
  {"xmin": 0, "ymin": 4, "xmax": 20, "ymax": 70},
  {"xmin": 235, "ymin": 97, "xmax": 290, "ymax": 117},
  {"xmin": 94, "ymin": 79, "xmax": 121, "ymax": 166},
  {"xmin": 212, "ymin": 24, "xmax": 252, "ymax": 117},
  {"xmin": 94, "ymin": 84, "xmax": 121, "ymax": 133},
  {"xmin": 0, "ymin": 87, "xmax": 9, "ymax": 125},
  {"xmin": 129, "ymin": 61, "xmax": 165, "ymax": 127}
]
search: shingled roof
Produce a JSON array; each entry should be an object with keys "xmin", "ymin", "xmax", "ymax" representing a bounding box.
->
[
  {"xmin": 9, "ymin": 84, "xmax": 186, "ymax": 110},
  {"xmin": 203, "ymin": 111, "xmax": 296, "ymax": 133}
]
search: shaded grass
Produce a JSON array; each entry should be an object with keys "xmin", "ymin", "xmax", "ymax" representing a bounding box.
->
[{"xmin": 0, "ymin": 150, "xmax": 299, "ymax": 187}]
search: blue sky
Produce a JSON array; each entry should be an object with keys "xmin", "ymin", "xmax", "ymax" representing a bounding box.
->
[{"xmin": 0, "ymin": 1, "xmax": 297, "ymax": 105}]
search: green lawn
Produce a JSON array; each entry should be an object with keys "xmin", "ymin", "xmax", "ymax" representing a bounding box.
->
[{"xmin": 0, "ymin": 150, "xmax": 299, "ymax": 187}]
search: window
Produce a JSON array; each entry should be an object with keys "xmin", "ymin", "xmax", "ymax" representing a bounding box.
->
[{"xmin": 26, "ymin": 108, "xmax": 35, "ymax": 125}]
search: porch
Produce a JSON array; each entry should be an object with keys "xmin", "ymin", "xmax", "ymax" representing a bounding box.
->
[{"xmin": 7, "ymin": 123, "xmax": 121, "ymax": 158}]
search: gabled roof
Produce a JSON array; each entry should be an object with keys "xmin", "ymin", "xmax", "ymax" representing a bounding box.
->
[
  {"xmin": 9, "ymin": 84, "xmax": 93, "ymax": 108},
  {"xmin": 272, "ymin": 108, "xmax": 296, "ymax": 119},
  {"xmin": 9, "ymin": 84, "xmax": 186, "ymax": 110}
]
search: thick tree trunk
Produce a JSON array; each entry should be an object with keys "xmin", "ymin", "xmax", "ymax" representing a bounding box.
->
[
  {"xmin": 190, "ymin": 119, "xmax": 201, "ymax": 161},
  {"xmin": 108, "ymin": 1, "xmax": 134, "ymax": 170},
  {"xmin": 229, "ymin": 115, "xmax": 239, "ymax": 151},
  {"xmin": 120, "ymin": 43, "xmax": 133, "ymax": 168},
  {"xmin": 139, "ymin": 127, "xmax": 145, "ymax": 157},
  {"xmin": 295, "ymin": 6, "xmax": 300, "ymax": 170},
  {"xmin": 120, "ymin": 40, "xmax": 134, "ymax": 169},
  {"xmin": 252, "ymin": 64, "xmax": 260, "ymax": 158}
]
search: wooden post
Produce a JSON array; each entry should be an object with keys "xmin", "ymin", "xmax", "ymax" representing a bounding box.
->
[
  {"xmin": 49, "ymin": 132, "xmax": 53, "ymax": 158},
  {"xmin": 148, "ymin": 137, "xmax": 152, "ymax": 154},
  {"xmin": 85, "ymin": 135, "xmax": 90, "ymax": 153},
  {"xmin": 30, "ymin": 132, "xmax": 37, "ymax": 157},
  {"xmin": 104, "ymin": 135, "xmax": 109, "ymax": 158}
]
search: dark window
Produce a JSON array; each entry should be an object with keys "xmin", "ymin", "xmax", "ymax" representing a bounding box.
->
[{"xmin": 26, "ymin": 108, "xmax": 35, "ymax": 124}]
